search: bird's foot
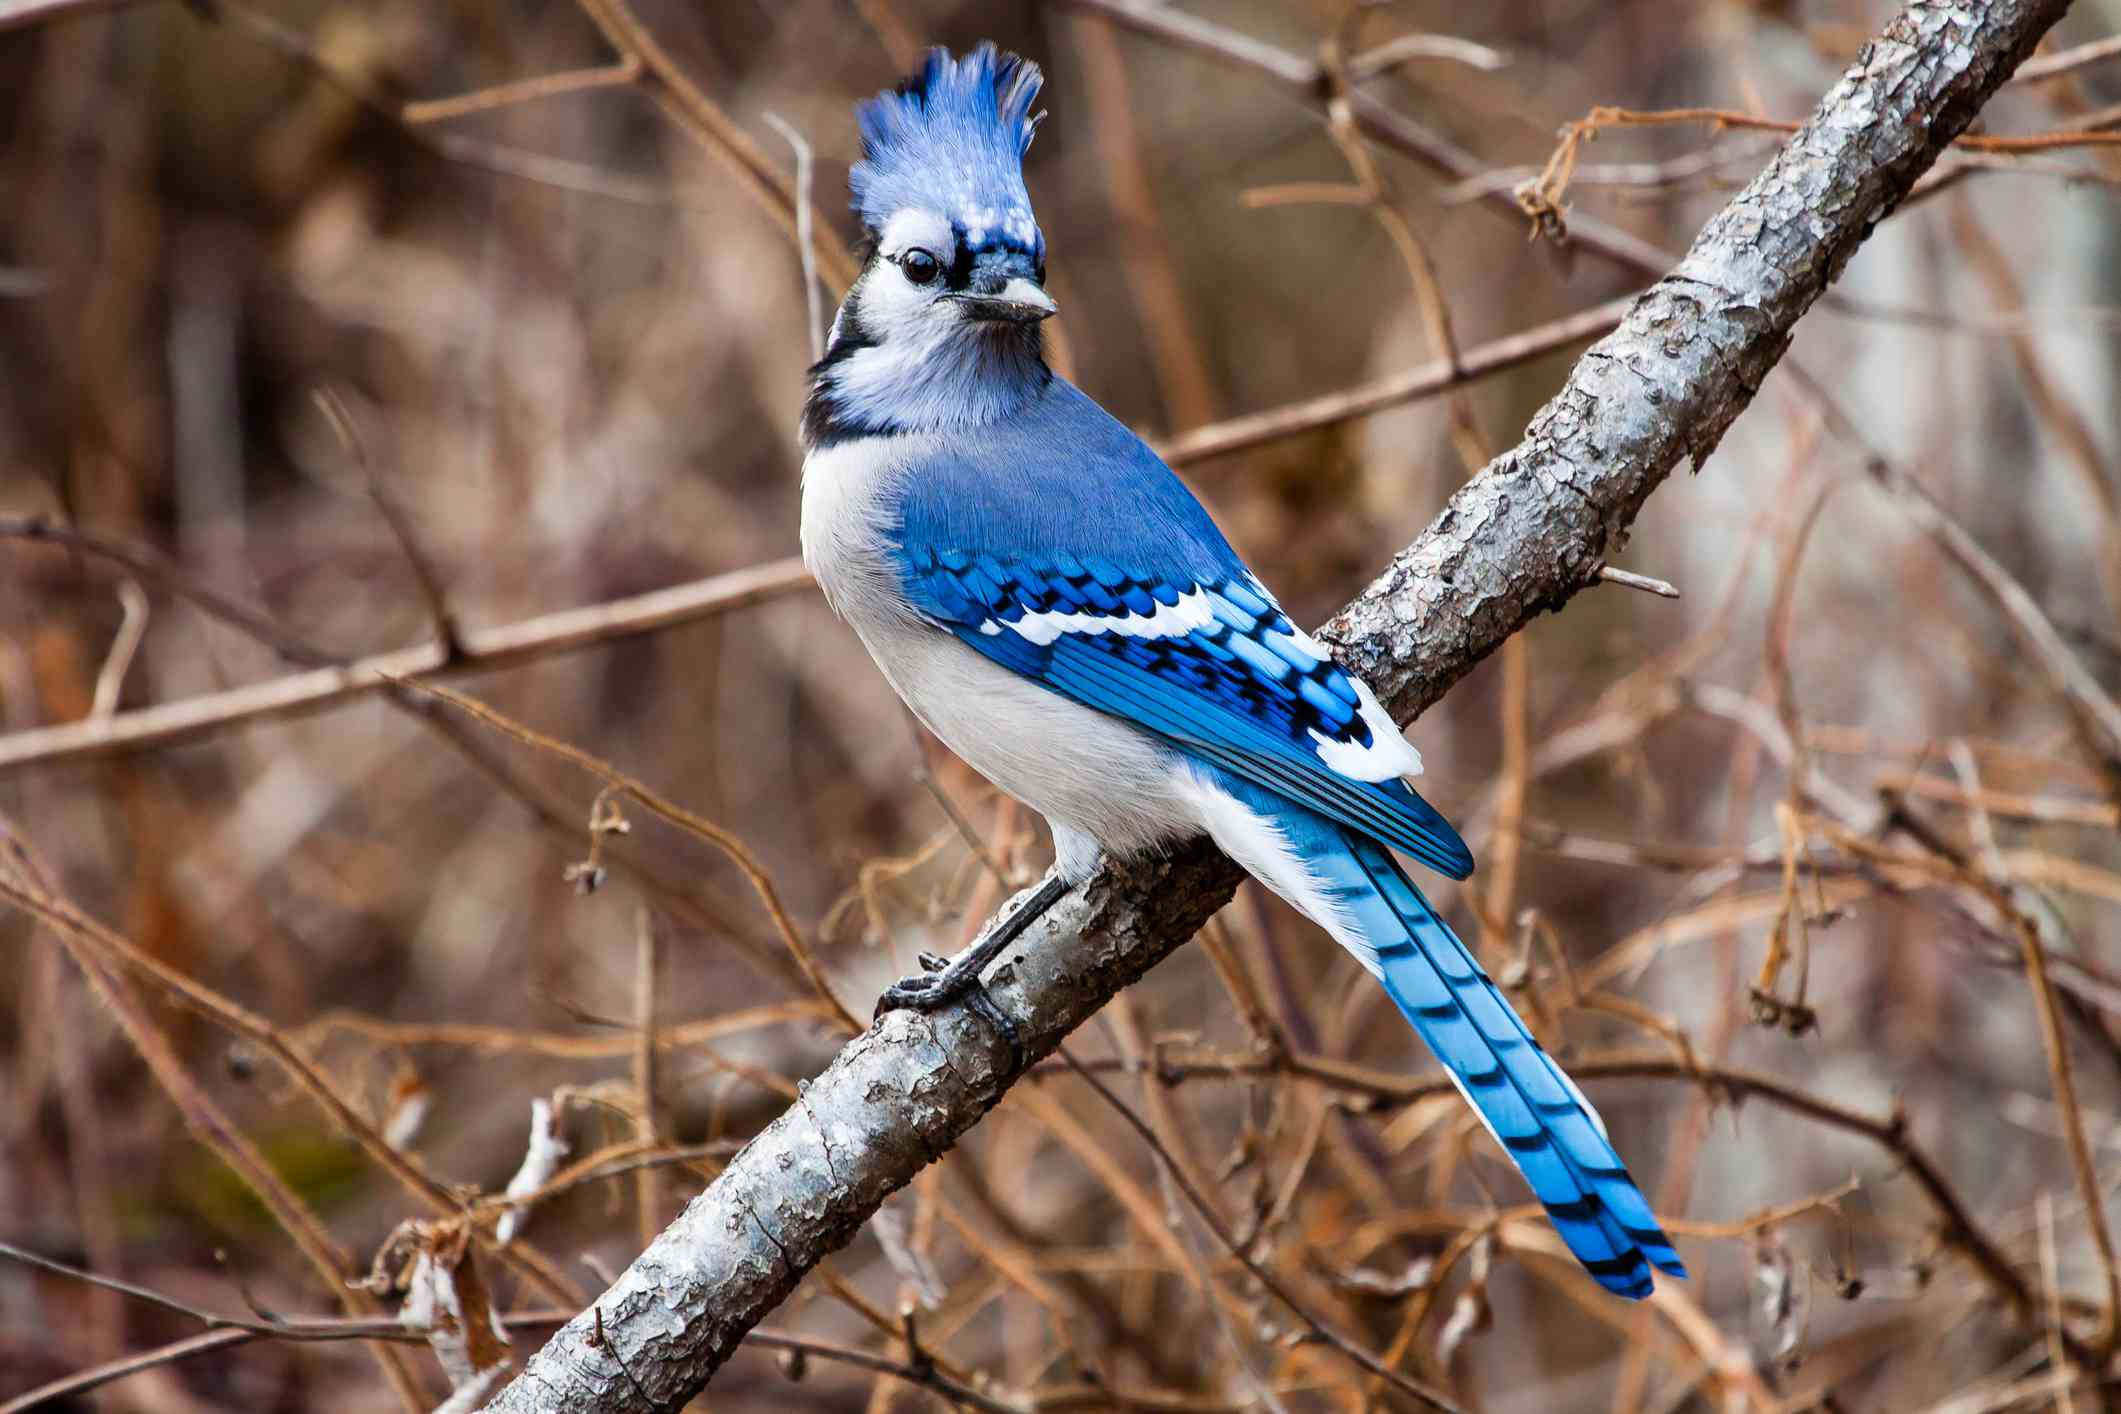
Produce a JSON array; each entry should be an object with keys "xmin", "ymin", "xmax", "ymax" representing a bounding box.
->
[
  {"xmin": 873, "ymin": 872, "xmax": 1073, "ymax": 1078},
  {"xmin": 875, "ymin": 949, "xmax": 1023, "ymax": 1076}
]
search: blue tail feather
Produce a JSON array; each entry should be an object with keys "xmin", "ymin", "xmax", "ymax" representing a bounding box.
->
[
  {"xmin": 1215, "ymin": 777, "xmax": 1685, "ymax": 1298},
  {"xmin": 1346, "ymin": 834, "xmax": 1685, "ymax": 1295}
]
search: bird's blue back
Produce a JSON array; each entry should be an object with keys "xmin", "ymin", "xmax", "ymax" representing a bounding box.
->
[{"xmin": 894, "ymin": 378, "xmax": 1241, "ymax": 584}]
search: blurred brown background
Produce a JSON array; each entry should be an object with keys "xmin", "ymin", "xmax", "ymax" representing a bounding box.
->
[{"xmin": 5, "ymin": 0, "xmax": 2121, "ymax": 1408}]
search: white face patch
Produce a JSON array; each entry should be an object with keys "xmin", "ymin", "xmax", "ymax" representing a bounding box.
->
[
  {"xmin": 819, "ymin": 256, "xmax": 1047, "ymax": 434},
  {"xmin": 984, "ymin": 588, "xmax": 1217, "ymax": 647},
  {"xmin": 877, "ymin": 208, "xmax": 954, "ymax": 262},
  {"xmin": 857, "ymin": 209, "xmax": 961, "ymax": 351}
]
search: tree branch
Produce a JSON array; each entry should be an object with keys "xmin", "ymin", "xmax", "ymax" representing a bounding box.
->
[
  {"xmin": 0, "ymin": 544, "xmax": 812, "ymax": 772},
  {"xmin": 479, "ymin": 4, "xmax": 2073, "ymax": 1408}
]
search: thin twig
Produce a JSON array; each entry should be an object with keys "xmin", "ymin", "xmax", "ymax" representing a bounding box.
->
[
  {"xmin": 389, "ymin": 677, "xmax": 862, "ymax": 1033},
  {"xmin": 1057, "ymin": 1047, "xmax": 1465, "ymax": 1413},
  {"xmin": 2039, "ymin": 1196, "xmax": 2080, "ymax": 1414},
  {"xmin": 401, "ymin": 59, "xmax": 644, "ymax": 125},
  {"xmin": 1033, "ymin": 1038, "xmax": 2072, "ymax": 1357},
  {"xmin": 296, "ymin": 1001, "xmax": 829, "ymax": 1060},
  {"xmin": 0, "ymin": 838, "xmax": 588, "ymax": 1314},
  {"xmin": 0, "ymin": 875, "xmax": 541, "ymax": 1255},
  {"xmin": 87, "ymin": 580, "xmax": 148, "ymax": 719},
  {"xmin": 468, "ymin": 1140, "xmax": 744, "ymax": 1221},
  {"xmin": 1525, "ymin": 103, "xmax": 2121, "ymax": 221},
  {"xmin": 1440, "ymin": 137, "xmax": 1776, "ymax": 204},
  {"xmin": 1103, "ymin": 998, "xmax": 1293, "ymax": 1414},
  {"xmin": 0, "ymin": 1237, "xmax": 1020, "ymax": 1414},
  {"xmin": 1596, "ymin": 565, "xmax": 1681, "ymax": 598},
  {"xmin": 571, "ymin": 0, "xmax": 857, "ymax": 289},
  {"xmin": 762, "ymin": 112, "xmax": 825, "ymax": 363},
  {"xmin": 0, "ymin": 835, "xmax": 433, "ymax": 1411},
  {"xmin": 1, "ymin": 515, "xmax": 806, "ymax": 983},
  {"xmin": 1054, "ymin": 0, "xmax": 1680, "ymax": 277},
  {"xmin": 1071, "ymin": 8, "xmax": 1220, "ymax": 429},
  {"xmin": 1876, "ymin": 771, "xmax": 2119, "ymax": 830},
  {"xmin": 2012, "ymin": 34, "xmax": 2121, "ymax": 85},
  {"xmin": 738, "ymin": 1329, "xmax": 1021, "ymax": 1413},
  {"xmin": 199, "ymin": 0, "xmax": 692, "ymax": 209},
  {"xmin": 633, "ymin": 906, "xmax": 662, "ymax": 1251},
  {"xmin": 3, "ymin": 516, "xmax": 339, "ymax": 668},
  {"xmin": 1823, "ymin": 294, "xmax": 2121, "ymax": 338},
  {"xmin": 1943, "ymin": 198, "xmax": 2121, "ymax": 612},
  {"xmin": 1, "ymin": 1328, "xmax": 257, "ymax": 1413},
  {"xmin": 904, "ymin": 714, "xmax": 1012, "ymax": 885},
  {"xmin": 1786, "ymin": 364, "xmax": 2121, "ymax": 773},
  {"xmin": 1155, "ymin": 294, "xmax": 1635, "ymax": 466},
  {"xmin": 0, "ymin": 1317, "xmax": 1032, "ymax": 1414},
  {"xmin": 1950, "ymin": 746, "xmax": 2121, "ymax": 1357},
  {"xmin": 0, "ymin": 1239, "xmax": 341, "ymax": 1339},
  {"xmin": 1346, "ymin": 31, "xmax": 1509, "ymax": 79},
  {"xmin": 314, "ymin": 388, "xmax": 467, "ymax": 661}
]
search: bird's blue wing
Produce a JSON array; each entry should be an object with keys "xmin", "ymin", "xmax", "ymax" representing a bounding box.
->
[{"xmin": 889, "ymin": 381, "xmax": 1471, "ymax": 880}]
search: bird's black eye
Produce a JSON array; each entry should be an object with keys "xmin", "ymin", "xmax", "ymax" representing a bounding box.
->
[{"xmin": 900, "ymin": 248, "xmax": 941, "ymax": 285}]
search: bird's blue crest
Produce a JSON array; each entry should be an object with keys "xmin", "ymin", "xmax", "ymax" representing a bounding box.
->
[{"xmin": 851, "ymin": 44, "xmax": 1045, "ymax": 252}]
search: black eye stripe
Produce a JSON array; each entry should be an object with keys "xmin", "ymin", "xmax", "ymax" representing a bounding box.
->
[{"xmin": 945, "ymin": 236, "xmax": 978, "ymax": 290}]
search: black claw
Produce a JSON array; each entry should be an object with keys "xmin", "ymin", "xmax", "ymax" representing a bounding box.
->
[
  {"xmin": 869, "ymin": 872, "xmax": 1073, "ymax": 1075},
  {"xmin": 874, "ymin": 963, "xmax": 1023, "ymax": 1076},
  {"xmin": 872, "ymin": 974, "xmax": 937, "ymax": 1020}
]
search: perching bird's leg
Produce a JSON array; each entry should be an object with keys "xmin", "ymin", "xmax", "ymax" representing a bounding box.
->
[{"xmin": 874, "ymin": 872, "xmax": 1071, "ymax": 1073}]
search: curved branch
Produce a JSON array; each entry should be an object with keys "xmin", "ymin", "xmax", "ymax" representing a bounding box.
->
[{"xmin": 480, "ymin": 4, "xmax": 2073, "ymax": 1409}]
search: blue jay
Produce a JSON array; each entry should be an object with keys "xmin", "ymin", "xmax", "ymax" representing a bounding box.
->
[{"xmin": 800, "ymin": 45, "xmax": 1685, "ymax": 1300}]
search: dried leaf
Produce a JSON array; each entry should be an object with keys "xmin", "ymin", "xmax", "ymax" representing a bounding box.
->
[
  {"xmin": 399, "ymin": 1232, "xmax": 510, "ymax": 1392},
  {"xmin": 1331, "ymin": 1256, "xmax": 1438, "ymax": 1298},
  {"xmin": 1750, "ymin": 1231, "xmax": 1810, "ymax": 1370},
  {"xmin": 384, "ymin": 1067, "xmax": 431, "ymax": 1151},
  {"xmin": 496, "ymin": 1097, "xmax": 571, "ymax": 1247}
]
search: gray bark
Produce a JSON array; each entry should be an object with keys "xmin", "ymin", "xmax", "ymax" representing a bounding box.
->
[{"xmin": 480, "ymin": 3, "xmax": 2071, "ymax": 1408}]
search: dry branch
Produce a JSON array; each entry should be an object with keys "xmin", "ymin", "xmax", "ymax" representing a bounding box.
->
[
  {"xmin": 1057, "ymin": 0, "xmax": 1680, "ymax": 277},
  {"xmin": 478, "ymin": 3, "xmax": 2074, "ymax": 1409},
  {"xmin": 0, "ymin": 548, "xmax": 812, "ymax": 772}
]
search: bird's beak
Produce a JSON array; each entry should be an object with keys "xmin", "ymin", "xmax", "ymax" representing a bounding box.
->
[{"xmin": 951, "ymin": 277, "xmax": 1057, "ymax": 324}]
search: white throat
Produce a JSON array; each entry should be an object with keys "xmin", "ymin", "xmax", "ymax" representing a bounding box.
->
[{"xmin": 823, "ymin": 316, "xmax": 1044, "ymax": 436}]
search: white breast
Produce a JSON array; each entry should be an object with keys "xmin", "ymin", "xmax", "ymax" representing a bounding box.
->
[
  {"xmin": 800, "ymin": 434, "xmax": 926, "ymax": 628},
  {"xmin": 800, "ymin": 434, "xmax": 1202, "ymax": 871}
]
